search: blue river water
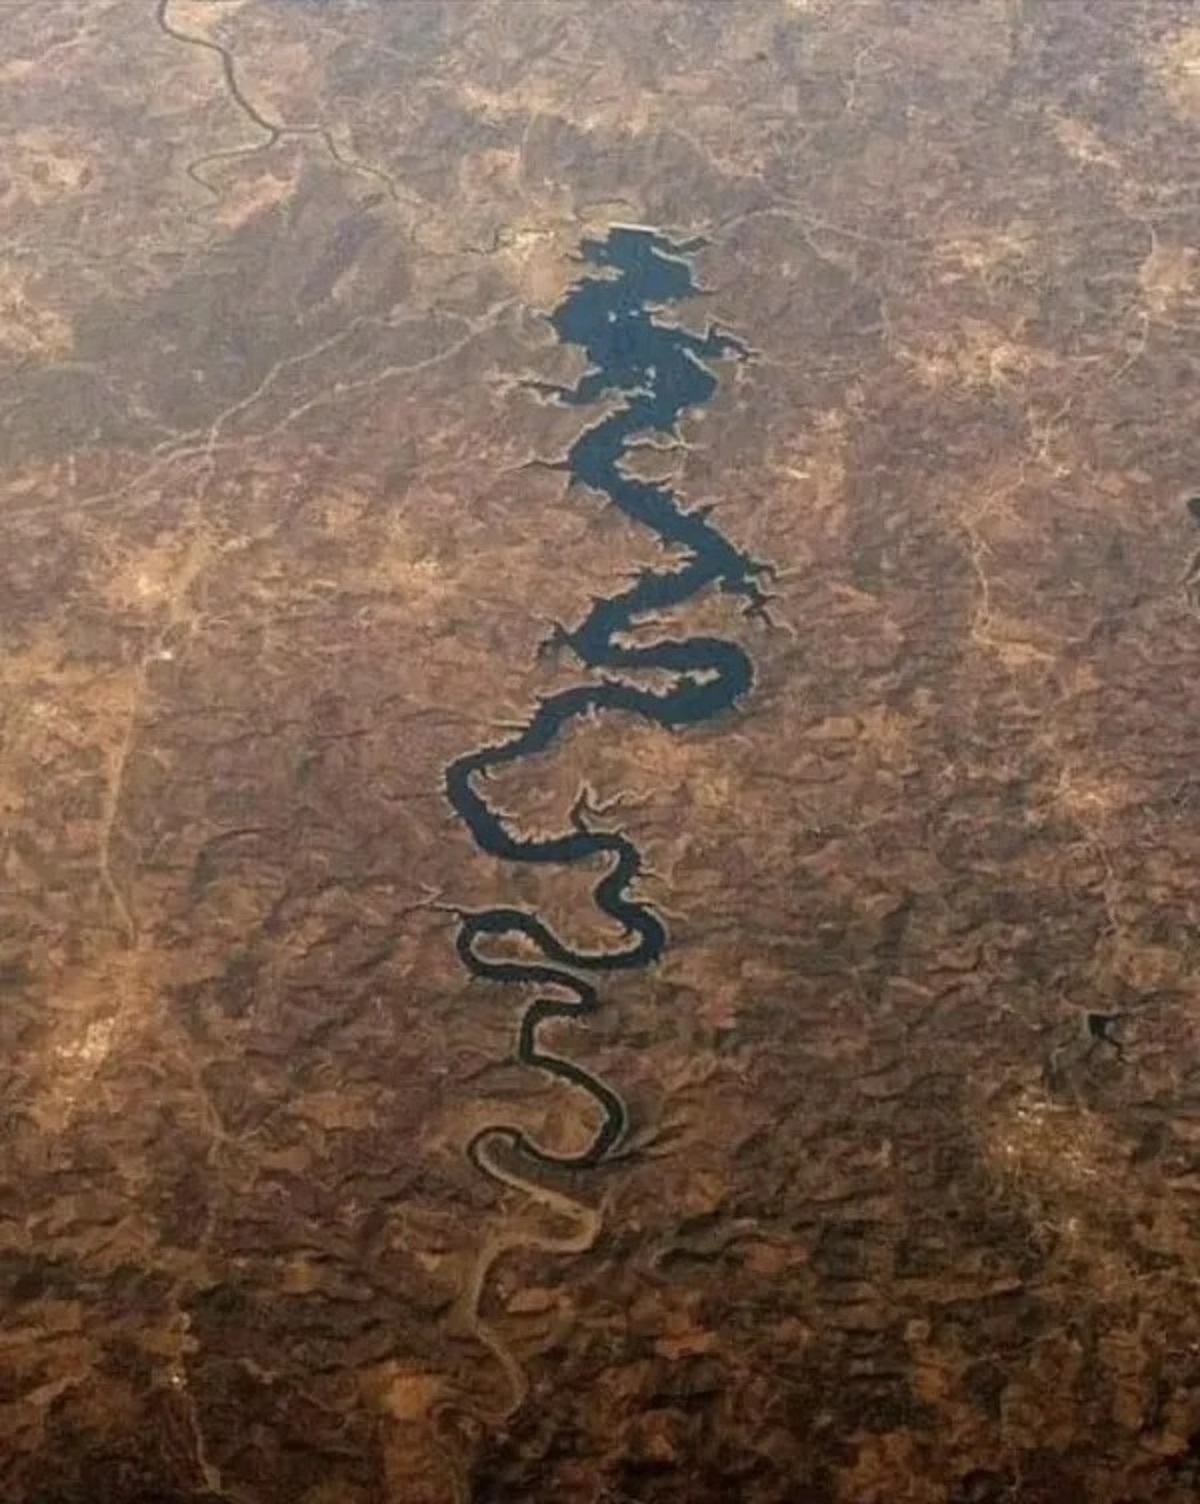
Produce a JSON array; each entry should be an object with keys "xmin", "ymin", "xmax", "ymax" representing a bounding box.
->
[{"xmin": 443, "ymin": 226, "xmax": 773, "ymax": 1173}]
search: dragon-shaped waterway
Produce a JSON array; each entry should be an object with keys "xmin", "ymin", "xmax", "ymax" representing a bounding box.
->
[{"xmin": 444, "ymin": 226, "xmax": 773, "ymax": 1178}]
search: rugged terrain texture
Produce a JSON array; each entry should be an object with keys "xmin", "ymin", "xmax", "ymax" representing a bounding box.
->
[{"xmin": 3, "ymin": 2, "xmax": 1200, "ymax": 1501}]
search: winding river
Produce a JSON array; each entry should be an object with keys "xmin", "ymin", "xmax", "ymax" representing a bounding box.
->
[{"xmin": 444, "ymin": 226, "xmax": 773, "ymax": 1178}]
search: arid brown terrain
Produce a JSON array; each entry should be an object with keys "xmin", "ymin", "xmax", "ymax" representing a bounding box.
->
[{"xmin": 3, "ymin": 2, "xmax": 1200, "ymax": 1501}]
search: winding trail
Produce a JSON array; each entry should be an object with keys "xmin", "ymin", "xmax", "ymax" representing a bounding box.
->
[{"xmin": 444, "ymin": 225, "xmax": 773, "ymax": 1176}]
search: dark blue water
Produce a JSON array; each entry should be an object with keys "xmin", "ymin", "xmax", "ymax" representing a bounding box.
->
[{"xmin": 444, "ymin": 226, "xmax": 773, "ymax": 1173}]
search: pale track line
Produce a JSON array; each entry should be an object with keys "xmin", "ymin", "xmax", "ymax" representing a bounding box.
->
[
  {"xmin": 1, "ymin": 305, "xmax": 513, "ymax": 525},
  {"xmin": 94, "ymin": 535, "xmax": 211, "ymax": 942}
]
